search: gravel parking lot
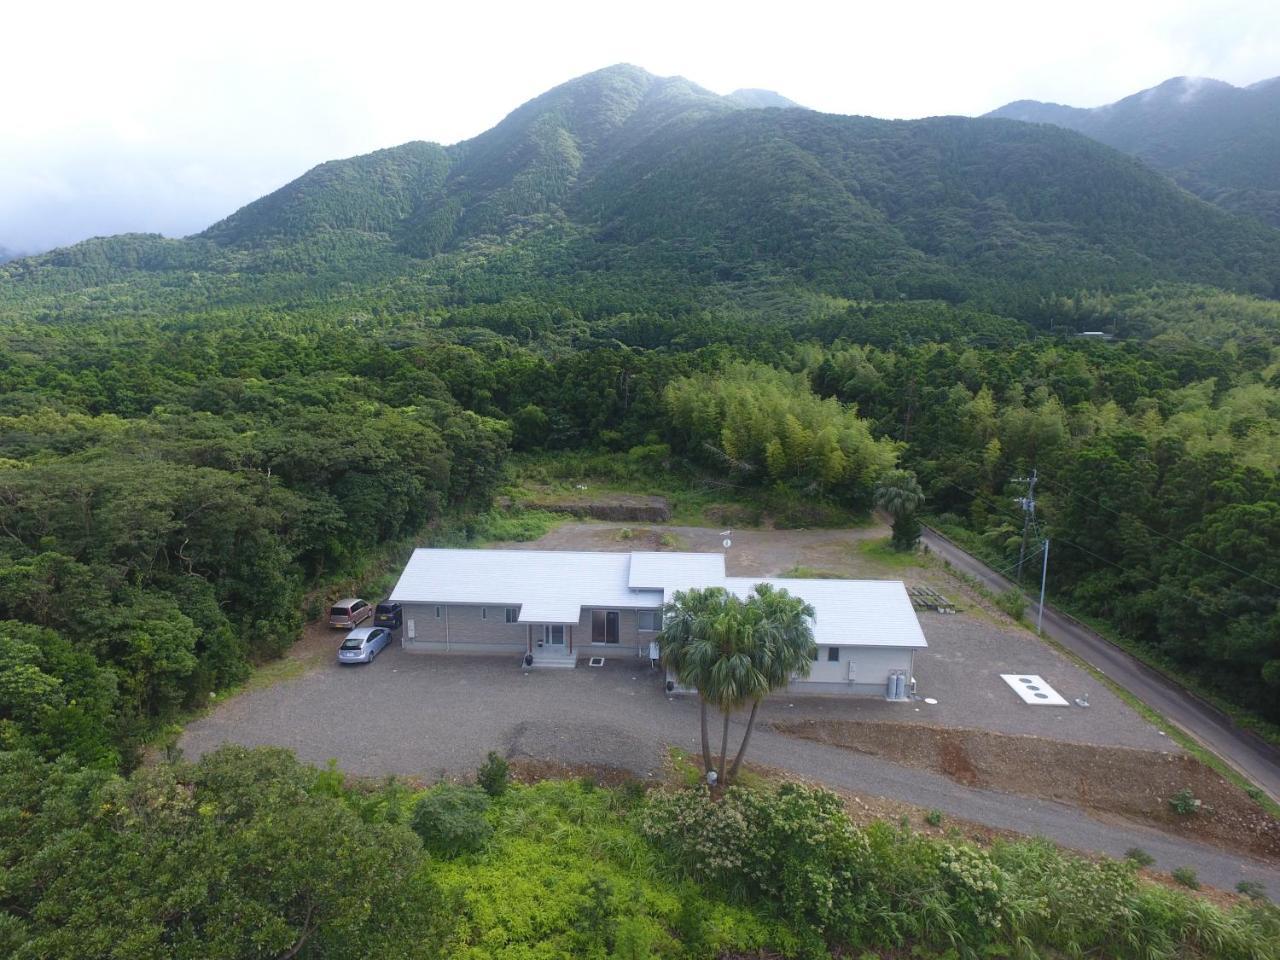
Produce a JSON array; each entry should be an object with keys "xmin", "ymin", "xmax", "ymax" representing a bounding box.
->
[
  {"xmin": 183, "ymin": 648, "xmax": 689, "ymax": 779},
  {"xmin": 764, "ymin": 612, "xmax": 1173, "ymax": 751}
]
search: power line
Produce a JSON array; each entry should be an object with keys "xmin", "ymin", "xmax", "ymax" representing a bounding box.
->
[
  {"xmin": 940, "ymin": 479, "xmax": 1276, "ymax": 621},
  {"xmin": 1036, "ymin": 475, "xmax": 1280, "ymax": 595}
]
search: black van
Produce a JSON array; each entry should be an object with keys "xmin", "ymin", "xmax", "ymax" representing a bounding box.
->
[{"xmin": 374, "ymin": 601, "xmax": 403, "ymax": 630}]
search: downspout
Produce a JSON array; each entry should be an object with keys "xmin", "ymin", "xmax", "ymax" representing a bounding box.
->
[{"xmin": 444, "ymin": 605, "xmax": 450, "ymax": 651}]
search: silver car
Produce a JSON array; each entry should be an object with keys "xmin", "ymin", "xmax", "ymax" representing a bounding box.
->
[{"xmin": 337, "ymin": 626, "xmax": 392, "ymax": 664}]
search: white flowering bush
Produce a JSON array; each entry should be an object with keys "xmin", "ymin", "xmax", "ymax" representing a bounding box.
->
[
  {"xmin": 938, "ymin": 843, "xmax": 1013, "ymax": 933},
  {"xmin": 642, "ymin": 783, "xmax": 867, "ymax": 930}
]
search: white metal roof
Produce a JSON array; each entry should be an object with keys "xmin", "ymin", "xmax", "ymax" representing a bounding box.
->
[
  {"xmin": 388, "ymin": 549, "xmax": 664, "ymax": 620},
  {"xmin": 628, "ymin": 551, "xmax": 725, "ymax": 589},
  {"xmin": 723, "ymin": 577, "xmax": 928, "ymax": 649},
  {"xmin": 517, "ymin": 599, "xmax": 584, "ymax": 624},
  {"xmin": 388, "ymin": 548, "xmax": 926, "ymax": 648}
]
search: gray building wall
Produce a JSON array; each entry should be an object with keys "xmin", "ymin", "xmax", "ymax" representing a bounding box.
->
[
  {"xmin": 401, "ymin": 603, "xmax": 528, "ymax": 655},
  {"xmin": 668, "ymin": 645, "xmax": 915, "ymax": 698},
  {"xmin": 800, "ymin": 645, "xmax": 911, "ymax": 686},
  {"xmin": 399, "ymin": 602, "xmax": 660, "ymax": 658}
]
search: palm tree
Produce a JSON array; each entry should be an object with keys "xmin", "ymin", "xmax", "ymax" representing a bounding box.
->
[
  {"xmin": 728, "ymin": 584, "xmax": 815, "ymax": 781},
  {"xmin": 874, "ymin": 469, "xmax": 925, "ymax": 550},
  {"xmin": 660, "ymin": 585, "xmax": 815, "ymax": 785}
]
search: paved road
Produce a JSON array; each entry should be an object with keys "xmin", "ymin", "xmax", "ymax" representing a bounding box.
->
[
  {"xmin": 920, "ymin": 526, "xmax": 1280, "ymax": 803},
  {"xmin": 181, "ymin": 650, "xmax": 1280, "ymax": 892}
]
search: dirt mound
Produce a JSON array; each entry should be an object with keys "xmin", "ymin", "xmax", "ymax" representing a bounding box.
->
[
  {"xmin": 775, "ymin": 718, "xmax": 1280, "ymax": 862},
  {"xmin": 524, "ymin": 494, "xmax": 671, "ymax": 523}
]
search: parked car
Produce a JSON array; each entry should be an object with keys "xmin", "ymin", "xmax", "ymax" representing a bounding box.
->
[
  {"xmin": 374, "ymin": 601, "xmax": 402, "ymax": 630},
  {"xmin": 329, "ymin": 598, "xmax": 372, "ymax": 629},
  {"xmin": 337, "ymin": 626, "xmax": 392, "ymax": 664}
]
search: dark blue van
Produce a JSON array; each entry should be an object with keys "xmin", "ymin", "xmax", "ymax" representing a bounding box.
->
[{"xmin": 374, "ymin": 601, "xmax": 402, "ymax": 630}]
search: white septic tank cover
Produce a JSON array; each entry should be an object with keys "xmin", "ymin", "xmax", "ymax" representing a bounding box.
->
[{"xmin": 1000, "ymin": 674, "xmax": 1069, "ymax": 706}]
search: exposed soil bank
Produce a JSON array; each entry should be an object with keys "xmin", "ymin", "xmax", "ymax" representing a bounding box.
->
[
  {"xmin": 520, "ymin": 493, "xmax": 672, "ymax": 522},
  {"xmin": 775, "ymin": 718, "xmax": 1280, "ymax": 862}
]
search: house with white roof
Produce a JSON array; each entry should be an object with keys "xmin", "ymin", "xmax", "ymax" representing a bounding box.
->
[{"xmin": 387, "ymin": 549, "xmax": 927, "ymax": 697}]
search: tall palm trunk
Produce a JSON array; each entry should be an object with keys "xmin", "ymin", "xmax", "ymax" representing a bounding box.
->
[
  {"xmin": 717, "ymin": 710, "xmax": 731, "ymax": 783},
  {"xmin": 728, "ymin": 699, "xmax": 760, "ymax": 781},
  {"xmin": 698, "ymin": 697, "xmax": 713, "ymax": 775}
]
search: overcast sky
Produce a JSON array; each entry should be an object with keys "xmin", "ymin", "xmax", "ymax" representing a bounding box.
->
[{"xmin": 3, "ymin": 0, "xmax": 1278, "ymax": 254}]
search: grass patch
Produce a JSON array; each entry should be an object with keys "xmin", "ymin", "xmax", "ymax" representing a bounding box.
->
[
  {"xmin": 429, "ymin": 506, "xmax": 569, "ymax": 545},
  {"xmin": 427, "ymin": 780, "xmax": 799, "ymax": 957},
  {"xmin": 855, "ymin": 536, "xmax": 929, "ymax": 571},
  {"xmin": 778, "ymin": 565, "xmax": 848, "ymax": 579}
]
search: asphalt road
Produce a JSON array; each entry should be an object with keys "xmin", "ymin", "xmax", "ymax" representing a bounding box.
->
[{"xmin": 920, "ymin": 526, "xmax": 1280, "ymax": 803}]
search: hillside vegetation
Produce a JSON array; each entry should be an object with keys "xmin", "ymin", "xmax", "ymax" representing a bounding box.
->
[
  {"xmin": 2, "ymin": 63, "xmax": 1280, "ymax": 956},
  {"xmin": 988, "ymin": 75, "xmax": 1280, "ymax": 228}
]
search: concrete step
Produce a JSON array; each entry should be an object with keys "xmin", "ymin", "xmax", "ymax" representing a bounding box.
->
[{"xmin": 527, "ymin": 654, "xmax": 579, "ymax": 669}]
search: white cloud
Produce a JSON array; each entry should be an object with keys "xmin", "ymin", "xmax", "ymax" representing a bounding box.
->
[{"xmin": 1, "ymin": 0, "xmax": 1276, "ymax": 251}]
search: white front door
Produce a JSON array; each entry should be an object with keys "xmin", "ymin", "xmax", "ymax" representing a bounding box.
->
[{"xmin": 543, "ymin": 624, "xmax": 566, "ymax": 653}]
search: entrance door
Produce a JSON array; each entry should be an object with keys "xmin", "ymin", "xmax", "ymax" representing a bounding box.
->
[{"xmin": 543, "ymin": 624, "xmax": 566, "ymax": 653}]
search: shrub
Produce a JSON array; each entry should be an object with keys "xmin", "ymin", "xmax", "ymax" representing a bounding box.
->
[
  {"xmin": 1125, "ymin": 846, "xmax": 1155, "ymax": 867},
  {"xmin": 411, "ymin": 784, "xmax": 493, "ymax": 857},
  {"xmin": 995, "ymin": 589, "xmax": 1026, "ymax": 621},
  {"xmin": 613, "ymin": 915, "xmax": 657, "ymax": 960},
  {"xmin": 1168, "ymin": 787, "xmax": 1201, "ymax": 816},
  {"xmin": 476, "ymin": 751, "xmax": 509, "ymax": 797},
  {"xmin": 1171, "ymin": 866, "xmax": 1199, "ymax": 889},
  {"xmin": 925, "ymin": 809, "xmax": 944, "ymax": 827},
  {"xmin": 642, "ymin": 784, "xmax": 869, "ymax": 931},
  {"xmin": 1236, "ymin": 880, "xmax": 1267, "ymax": 901}
]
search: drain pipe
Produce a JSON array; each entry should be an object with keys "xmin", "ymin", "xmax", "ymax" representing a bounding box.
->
[{"xmin": 444, "ymin": 605, "xmax": 450, "ymax": 651}]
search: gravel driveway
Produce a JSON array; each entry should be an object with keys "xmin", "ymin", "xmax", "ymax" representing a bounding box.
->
[{"xmin": 181, "ymin": 646, "xmax": 1279, "ymax": 891}]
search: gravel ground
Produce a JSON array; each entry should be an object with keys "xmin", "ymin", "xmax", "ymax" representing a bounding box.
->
[
  {"xmin": 768, "ymin": 612, "xmax": 1174, "ymax": 751},
  {"xmin": 505, "ymin": 522, "xmax": 1171, "ymax": 751},
  {"xmin": 180, "ymin": 647, "xmax": 1279, "ymax": 891}
]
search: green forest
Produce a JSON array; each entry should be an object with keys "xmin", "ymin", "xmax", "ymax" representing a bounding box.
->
[{"xmin": 3, "ymin": 62, "xmax": 1280, "ymax": 957}]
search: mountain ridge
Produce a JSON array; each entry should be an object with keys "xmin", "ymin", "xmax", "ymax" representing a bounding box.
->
[
  {"xmin": 6, "ymin": 64, "xmax": 1280, "ymax": 313},
  {"xmin": 987, "ymin": 74, "xmax": 1280, "ymax": 227}
]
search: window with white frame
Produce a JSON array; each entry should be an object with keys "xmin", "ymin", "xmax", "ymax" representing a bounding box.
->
[
  {"xmin": 827, "ymin": 647, "xmax": 840, "ymax": 662},
  {"xmin": 504, "ymin": 608, "xmax": 519, "ymax": 623},
  {"xmin": 637, "ymin": 609, "xmax": 661, "ymax": 631},
  {"xmin": 434, "ymin": 606, "xmax": 442, "ymax": 619}
]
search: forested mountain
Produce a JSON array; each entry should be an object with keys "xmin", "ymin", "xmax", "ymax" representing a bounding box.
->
[
  {"xmin": 6, "ymin": 64, "xmax": 1280, "ymax": 319},
  {"xmin": 724, "ymin": 88, "xmax": 802, "ymax": 108},
  {"xmin": 988, "ymin": 75, "xmax": 1280, "ymax": 228}
]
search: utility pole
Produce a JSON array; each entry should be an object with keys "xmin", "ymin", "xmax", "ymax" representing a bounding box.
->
[
  {"xmin": 1037, "ymin": 539, "xmax": 1050, "ymax": 634},
  {"xmin": 1012, "ymin": 468, "xmax": 1038, "ymax": 582}
]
